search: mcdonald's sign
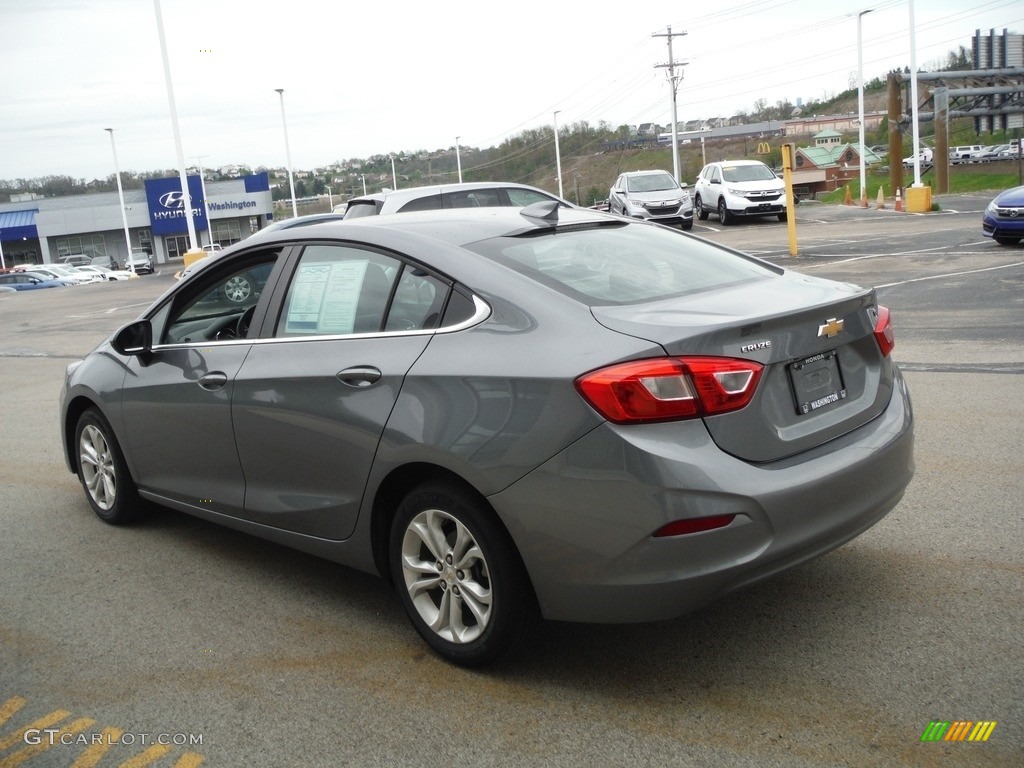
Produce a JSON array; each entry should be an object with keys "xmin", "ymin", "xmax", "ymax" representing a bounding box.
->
[{"xmin": 757, "ymin": 142, "xmax": 771, "ymax": 155}]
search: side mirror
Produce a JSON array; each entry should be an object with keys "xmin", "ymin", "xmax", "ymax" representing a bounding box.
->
[
  {"xmin": 612, "ymin": 187, "xmax": 624, "ymax": 195},
  {"xmin": 112, "ymin": 320, "xmax": 153, "ymax": 356},
  {"xmin": 680, "ymin": 182, "xmax": 689, "ymax": 189}
]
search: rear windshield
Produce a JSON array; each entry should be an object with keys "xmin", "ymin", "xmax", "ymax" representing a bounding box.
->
[
  {"xmin": 465, "ymin": 223, "xmax": 777, "ymax": 304},
  {"xmin": 343, "ymin": 200, "xmax": 383, "ymax": 219}
]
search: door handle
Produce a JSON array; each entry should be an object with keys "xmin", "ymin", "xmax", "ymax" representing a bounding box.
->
[
  {"xmin": 337, "ymin": 366, "xmax": 382, "ymax": 388},
  {"xmin": 198, "ymin": 372, "xmax": 229, "ymax": 391}
]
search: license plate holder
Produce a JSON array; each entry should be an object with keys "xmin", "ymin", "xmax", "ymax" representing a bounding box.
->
[{"xmin": 789, "ymin": 350, "xmax": 847, "ymax": 415}]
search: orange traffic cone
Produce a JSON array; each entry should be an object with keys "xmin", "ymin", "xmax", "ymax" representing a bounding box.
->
[
  {"xmin": 876, "ymin": 186, "xmax": 886, "ymax": 209},
  {"xmin": 843, "ymin": 185, "xmax": 852, "ymax": 205},
  {"xmin": 895, "ymin": 187, "xmax": 903, "ymax": 212}
]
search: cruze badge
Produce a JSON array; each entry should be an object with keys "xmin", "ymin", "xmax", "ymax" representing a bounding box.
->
[{"xmin": 818, "ymin": 318, "xmax": 844, "ymax": 338}]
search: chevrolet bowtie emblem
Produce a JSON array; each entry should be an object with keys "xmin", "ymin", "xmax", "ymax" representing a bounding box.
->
[{"xmin": 818, "ymin": 318, "xmax": 844, "ymax": 338}]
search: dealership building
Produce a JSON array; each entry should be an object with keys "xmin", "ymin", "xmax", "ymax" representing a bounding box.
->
[{"xmin": 0, "ymin": 172, "xmax": 274, "ymax": 269}]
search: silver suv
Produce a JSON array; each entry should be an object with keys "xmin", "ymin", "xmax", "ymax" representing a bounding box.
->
[
  {"xmin": 694, "ymin": 160, "xmax": 787, "ymax": 225},
  {"xmin": 608, "ymin": 170, "xmax": 693, "ymax": 229},
  {"xmin": 125, "ymin": 250, "xmax": 154, "ymax": 274}
]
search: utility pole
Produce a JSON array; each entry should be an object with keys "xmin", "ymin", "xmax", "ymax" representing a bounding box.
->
[{"xmin": 653, "ymin": 26, "xmax": 687, "ymax": 183}]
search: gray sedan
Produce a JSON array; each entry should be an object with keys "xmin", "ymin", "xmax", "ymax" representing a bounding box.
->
[{"xmin": 59, "ymin": 203, "xmax": 914, "ymax": 666}]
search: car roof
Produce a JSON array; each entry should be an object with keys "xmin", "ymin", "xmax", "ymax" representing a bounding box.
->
[
  {"xmin": 347, "ymin": 181, "xmax": 570, "ymax": 207},
  {"xmin": 245, "ymin": 202, "xmax": 618, "ymax": 251},
  {"xmin": 621, "ymin": 170, "xmax": 673, "ymax": 176}
]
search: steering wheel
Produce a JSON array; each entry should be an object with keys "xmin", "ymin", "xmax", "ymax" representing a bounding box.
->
[{"xmin": 236, "ymin": 305, "xmax": 257, "ymax": 339}]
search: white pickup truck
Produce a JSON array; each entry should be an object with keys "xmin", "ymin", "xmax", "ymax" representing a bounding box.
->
[{"xmin": 948, "ymin": 145, "xmax": 987, "ymax": 164}]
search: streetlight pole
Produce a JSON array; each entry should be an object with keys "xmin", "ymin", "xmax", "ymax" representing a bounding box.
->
[
  {"xmin": 553, "ymin": 111, "xmax": 564, "ymax": 199},
  {"xmin": 154, "ymin": 0, "xmax": 199, "ymax": 256},
  {"xmin": 0, "ymin": 233, "xmax": 5, "ymax": 270},
  {"xmin": 326, "ymin": 185, "xmax": 333, "ymax": 210},
  {"xmin": 857, "ymin": 9, "xmax": 874, "ymax": 207},
  {"xmin": 455, "ymin": 136, "xmax": 463, "ymax": 183},
  {"xmin": 275, "ymin": 88, "xmax": 299, "ymax": 218},
  {"xmin": 908, "ymin": 0, "xmax": 923, "ymax": 188},
  {"xmin": 391, "ymin": 156, "xmax": 398, "ymax": 190},
  {"xmin": 105, "ymin": 128, "xmax": 135, "ymax": 272},
  {"xmin": 193, "ymin": 154, "xmax": 213, "ymax": 248}
]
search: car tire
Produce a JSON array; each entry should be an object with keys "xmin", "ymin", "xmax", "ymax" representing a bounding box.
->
[
  {"xmin": 681, "ymin": 219, "xmax": 693, "ymax": 230},
  {"xmin": 994, "ymin": 236, "xmax": 1021, "ymax": 245},
  {"xmin": 75, "ymin": 408, "xmax": 142, "ymax": 525},
  {"xmin": 718, "ymin": 198, "xmax": 733, "ymax": 225},
  {"xmin": 695, "ymin": 194, "xmax": 709, "ymax": 220},
  {"xmin": 224, "ymin": 273, "xmax": 254, "ymax": 303},
  {"xmin": 778, "ymin": 212, "xmax": 788, "ymax": 222},
  {"xmin": 390, "ymin": 480, "xmax": 539, "ymax": 667}
]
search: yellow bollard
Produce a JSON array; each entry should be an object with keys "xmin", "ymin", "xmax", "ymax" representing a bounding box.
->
[{"xmin": 843, "ymin": 185, "xmax": 852, "ymax": 206}]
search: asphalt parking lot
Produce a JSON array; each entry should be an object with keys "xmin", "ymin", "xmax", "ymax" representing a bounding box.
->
[{"xmin": 1, "ymin": 198, "xmax": 1021, "ymax": 766}]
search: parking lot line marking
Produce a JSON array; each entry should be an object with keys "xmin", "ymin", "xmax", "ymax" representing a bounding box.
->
[
  {"xmin": 0, "ymin": 708, "xmax": 72, "ymax": 751},
  {"xmin": 171, "ymin": 753, "xmax": 205, "ymax": 768},
  {"xmin": 117, "ymin": 743, "xmax": 172, "ymax": 767},
  {"xmin": 0, "ymin": 717, "xmax": 95, "ymax": 767},
  {"xmin": 0, "ymin": 699, "xmax": 26, "ymax": 728},
  {"xmin": 876, "ymin": 260, "xmax": 1024, "ymax": 288},
  {"xmin": 69, "ymin": 726, "xmax": 123, "ymax": 768}
]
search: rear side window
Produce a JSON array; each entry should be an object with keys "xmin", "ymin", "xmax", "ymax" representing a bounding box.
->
[
  {"xmin": 276, "ymin": 245, "xmax": 455, "ymax": 336},
  {"xmin": 397, "ymin": 194, "xmax": 444, "ymax": 213},
  {"xmin": 467, "ymin": 224, "xmax": 776, "ymax": 304},
  {"xmin": 505, "ymin": 188, "xmax": 555, "ymax": 206}
]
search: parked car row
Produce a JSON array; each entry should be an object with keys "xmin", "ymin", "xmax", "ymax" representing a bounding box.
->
[{"xmin": 0, "ymin": 261, "xmax": 139, "ymax": 291}]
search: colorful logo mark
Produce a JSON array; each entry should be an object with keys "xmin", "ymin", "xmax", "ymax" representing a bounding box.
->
[{"xmin": 920, "ymin": 721, "xmax": 997, "ymax": 742}]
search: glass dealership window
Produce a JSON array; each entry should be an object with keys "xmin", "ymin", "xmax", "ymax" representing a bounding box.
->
[
  {"xmin": 212, "ymin": 220, "xmax": 242, "ymax": 245},
  {"xmin": 56, "ymin": 234, "xmax": 106, "ymax": 260}
]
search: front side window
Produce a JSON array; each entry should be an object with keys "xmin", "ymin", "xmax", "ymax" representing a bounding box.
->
[
  {"xmin": 161, "ymin": 253, "xmax": 279, "ymax": 344},
  {"xmin": 446, "ymin": 189, "xmax": 501, "ymax": 208}
]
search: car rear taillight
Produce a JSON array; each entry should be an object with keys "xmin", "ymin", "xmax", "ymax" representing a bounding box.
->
[
  {"xmin": 873, "ymin": 305, "xmax": 895, "ymax": 357},
  {"xmin": 575, "ymin": 356, "xmax": 764, "ymax": 424}
]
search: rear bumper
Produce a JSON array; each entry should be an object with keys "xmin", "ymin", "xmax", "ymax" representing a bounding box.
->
[{"xmin": 490, "ymin": 370, "xmax": 914, "ymax": 623}]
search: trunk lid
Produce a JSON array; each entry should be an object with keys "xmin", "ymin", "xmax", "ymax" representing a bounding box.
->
[{"xmin": 591, "ymin": 271, "xmax": 894, "ymax": 462}]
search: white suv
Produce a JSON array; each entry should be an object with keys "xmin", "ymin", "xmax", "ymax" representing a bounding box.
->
[{"xmin": 694, "ymin": 160, "xmax": 788, "ymax": 225}]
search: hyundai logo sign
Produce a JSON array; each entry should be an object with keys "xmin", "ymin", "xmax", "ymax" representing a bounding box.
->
[
  {"xmin": 159, "ymin": 191, "xmax": 187, "ymax": 209},
  {"xmin": 145, "ymin": 176, "xmax": 208, "ymax": 235}
]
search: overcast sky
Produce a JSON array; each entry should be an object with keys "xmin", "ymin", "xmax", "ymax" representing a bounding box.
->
[{"xmin": 2, "ymin": 0, "xmax": 1021, "ymax": 182}]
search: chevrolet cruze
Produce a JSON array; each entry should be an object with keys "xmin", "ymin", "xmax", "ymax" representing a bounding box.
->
[{"xmin": 60, "ymin": 203, "xmax": 914, "ymax": 666}]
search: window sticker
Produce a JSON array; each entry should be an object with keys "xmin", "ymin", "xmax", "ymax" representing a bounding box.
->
[{"xmin": 285, "ymin": 260, "xmax": 368, "ymax": 335}]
